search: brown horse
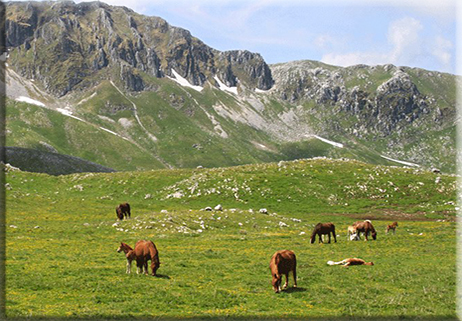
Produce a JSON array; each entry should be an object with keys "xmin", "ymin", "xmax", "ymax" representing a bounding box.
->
[
  {"xmin": 386, "ymin": 221, "xmax": 398, "ymax": 234},
  {"xmin": 117, "ymin": 240, "xmax": 160, "ymax": 276},
  {"xmin": 269, "ymin": 250, "xmax": 297, "ymax": 293},
  {"xmin": 352, "ymin": 220, "xmax": 377, "ymax": 241},
  {"xmin": 310, "ymin": 222, "xmax": 337, "ymax": 244},
  {"xmin": 116, "ymin": 203, "xmax": 131, "ymax": 220},
  {"xmin": 327, "ymin": 258, "xmax": 374, "ymax": 267}
]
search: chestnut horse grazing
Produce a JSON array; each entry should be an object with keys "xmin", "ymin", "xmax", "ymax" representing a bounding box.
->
[
  {"xmin": 327, "ymin": 258, "xmax": 374, "ymax": 267},
  {"xmin": 116, "ymin": 203, "xmax": 131, "ymax": 220},
  {"xmin": 269, "ymin": 250, "xmax": 297, "ymax": 293},
  {"xmin": 117, "ymin": 240, "xmax": 160, "ymax": 276},
  {"xmin": 310, "ymin": 222, "xmax": 337, "ymax": 244},
  {"xmin": 386, "ymin": 221, "xmax": 398, "ymax": 234},
  {"xmin": 352, "ymin": 220, "xmax": 377, "ymax": 241}
]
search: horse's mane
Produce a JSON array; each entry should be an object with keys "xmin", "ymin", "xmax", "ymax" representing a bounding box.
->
[{"xmin": 122, "ymin": 242, "xmax": 133, "ymax": 251}]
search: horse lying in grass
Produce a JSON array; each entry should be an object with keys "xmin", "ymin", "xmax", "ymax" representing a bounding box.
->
[
  {"xmin": 269, "ymin": 250, "xmax": 297, "ymax": 293},
  {"xmin": 327, "ymin": 258, "xmax": 374, "ymax": 267},
  {"xmin": 386, "ymin": 221, "xmax": 398, "ymax": 234},
  {"xmin": 352, "ymin": 220, "xmax": 377, "ymax": 241},
  {"xmin": 117, "ymin": 240, "xmax": 160, "ymax": 276},
  {"xmin": 310, "ymin": 222, "xmax": 337, "ymax": 244},
  {"xmin": 116, "ymin": 203, "xmax": 131, "ymax": 220}
]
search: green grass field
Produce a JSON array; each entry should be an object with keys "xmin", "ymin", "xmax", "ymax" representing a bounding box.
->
[{"xmin": 5, "ymin": 159, "xmax": 458, "ymax": 319}]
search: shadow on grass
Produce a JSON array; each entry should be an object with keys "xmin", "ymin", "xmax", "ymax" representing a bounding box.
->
[
  {"xmin": 155, "ymin": 274, "xmax": 171, "ymax": 279},
  {"xmin": 284, "ymin": 286, "xmax": 307, "ymax": 293}
]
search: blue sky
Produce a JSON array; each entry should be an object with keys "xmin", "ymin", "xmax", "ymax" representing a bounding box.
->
[{"xmin": 75, "ymin": 0, "xmax": 457, "ymax": 74}]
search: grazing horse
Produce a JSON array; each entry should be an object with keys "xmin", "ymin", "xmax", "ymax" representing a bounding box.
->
[
  {"xmin": 347, "ymin": 225, "xmax": 359, "ymax": 241},
  {"xmin": 352, "ymin": 220, "xmax": 377, "ymax": 241},
  {"xmin": 269, "ymin": 250, "xmax": 297, "ymax": 293},
  {"xmin": 116, "ymin": 203, "xmax": 131, "ymax": 220},
  {"xmin": 327, "ymin": 258, "xmax": 374, "ymax": 267},
  {"xmin": 386, "ymin": 221, "xmax": 398, "ymax": 234},
  {"xmin": 117, "ymin": 240, "xmax": 160, "ymax": 276},
  {"xmin": 310, "ymin": 222, "xmax": 337, "ymax": 244}
]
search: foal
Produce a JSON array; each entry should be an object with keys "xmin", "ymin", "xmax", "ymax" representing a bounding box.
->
[
  {"xmin": 386, "ymin": 221, "xmax": 398, "ymax": 234},
  {"xmin": 117, "ymin": 242, "xmax": 136, "ymax": 274}
]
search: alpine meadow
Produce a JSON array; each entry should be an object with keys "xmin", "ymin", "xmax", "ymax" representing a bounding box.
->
[{"xmin": 2, "ymin": 1, "xmax": 460, "ymax": 320}]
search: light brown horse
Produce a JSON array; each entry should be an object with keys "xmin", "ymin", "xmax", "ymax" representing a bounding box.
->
[
  {"xmin": 386, "ymin": 221, "xmax": 398, "ymax": 234},
  {"xmin": 117, "ymin": 240, "xmax": 160, "ymax": 276},
  {"xmin": 347, "ymin": 225, "xmax": 359, "ymax": 241},
  {"xmin": 327, "ymin": 258, "xmax": 374, "ymax": 267},
  {"xmin": 352, "ymin": 220, "xmax": 377, "ymax": 241},
  {"xmin": 116, "ymin": 203, "xmax": 131, "ymax": 220},
  {"xmin": 310, "ymin": 222, "xmax": 337, "ymax": 244},
  {"xmin": 269, "ymin": 250, "xmax": 297, "ymax": 293}
]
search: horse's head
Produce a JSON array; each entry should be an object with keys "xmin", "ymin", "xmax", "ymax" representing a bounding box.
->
[
  {"xmin": 272, "ymin": 273, "xmax": 282, "ymax": 293},
  {"xmin": 365, "ymin": 262, "xmax": 374, "ymax": 266},
  {"xmin": 372, "ymin": 231, "xmax": 377, "ymax": 240},
  {"xmin": 117, "ymin": 242, "xmax": 131, "ymax": 253}
]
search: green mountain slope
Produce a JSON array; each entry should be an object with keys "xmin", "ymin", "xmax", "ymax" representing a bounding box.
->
[{"xmin": 4, "ymin": 1, "xmax": 458, "ymax": 173}]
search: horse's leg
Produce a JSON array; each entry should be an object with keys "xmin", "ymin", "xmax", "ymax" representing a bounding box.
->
[
  {"xmin": 319, "ymin": 233, "xmax": 323, "ymax": 243},
  {"xmin": 328, "ymin": 233, "xmax": 331, "ymax": 243},
  {"xmin": 293, "ymin": 266, "xmax": 297, "ymax": 288},
  {"xmin": 283, "ymin": 273, "xmax": 289, "ymax": 289},
  {"xmin": 144, "ymin": 261, "xmax": 148, "ymax": 275},
  {"xmin": 126, "ymin": 259, "xmax": 131, "ymax": 274}
]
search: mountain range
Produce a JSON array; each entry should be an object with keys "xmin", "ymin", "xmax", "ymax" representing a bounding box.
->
[{"xmin": 3, "ymin": 1, "xmax": 459, "ymax": 173}]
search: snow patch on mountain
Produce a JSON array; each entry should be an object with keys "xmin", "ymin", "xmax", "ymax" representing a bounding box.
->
[
  {"xmin": 381, "ymin": 155, "xmax": 420, "ymax": 167},
  {"xmin": 306, "ymin": 135, "xmax": 344, "ymax": 148},
  {"xmin": 15, "ymin": 96, "xmax": 45, "ymax": 107},
  {"xmin": 170, "ymin": 69, "xmax": 203, "ymax": 92},
  {"xmin": 214, "ymin": 76, "xmax": 238, "ymax": 95}
]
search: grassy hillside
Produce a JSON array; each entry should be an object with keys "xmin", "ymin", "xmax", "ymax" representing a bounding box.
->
[{"xmin": 5, "ymin": 159, "xmax": 457, "ymax": 319}]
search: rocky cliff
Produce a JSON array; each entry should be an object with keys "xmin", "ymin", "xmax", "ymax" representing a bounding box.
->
[{"xmin": 5, "ymin": 1, "xmax": 273, "ymax": 96}]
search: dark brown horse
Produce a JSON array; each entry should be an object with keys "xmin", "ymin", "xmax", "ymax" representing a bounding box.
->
[
  {"xmin": 269, "ymin": 250, "xmax": 297, "ymax": 293},
  {"xmin": 353, "ymin": 220, "xmax": 377, "ymax": 241},
  {"xmin": 386, "ymin": 221, "xmax": 398, "ymax": 234},
  {"xmin": 116, "ymin": 203, "xmax": 131, "ymax": 220},
  {"xmin": 117, "ymin": 240, "xmax": 160, "ymax": 276},
  {"xmin": 310, "ymin": 222, "xmax": 337, "ymax": 244}
]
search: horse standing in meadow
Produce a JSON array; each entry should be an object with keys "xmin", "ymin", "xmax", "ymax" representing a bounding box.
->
[
  {"xmin": 310, "ymin": 222, "xmax": 337, "ymax": 244},
  {"xmin": 386, "ymin": 221, "xmax": 398, "ymax": 234},
  {"xmin": 353, "ymin": 220, "xmax": 377, "ymax": 241},
  {"xmin": 327, "ymin": 258, "xmax": 374, "ymax": 267},
  {"xmin": 117, "ymin": 240, "xmax": 160, "ymax": 276},
  {"xmin": 116, "ymin": 203, "xmax": 131, "ymax": 220},
  {"xmin": 269, "ymin": 250, "xmax": 297, "ymax": 293},
  {"xmin": 347, "ymin": 225, "xmax": 359, "ymax": 241}
]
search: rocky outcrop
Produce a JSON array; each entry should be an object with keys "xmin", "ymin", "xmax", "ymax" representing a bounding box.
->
[{"xmin": 5, "ymin": 1, "xmax": 274, "ymax": 96}]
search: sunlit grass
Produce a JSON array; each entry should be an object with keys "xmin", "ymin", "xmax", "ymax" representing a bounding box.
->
[{"xmin": 5, "ymin": 159, "xmax": 457, "ymax": 318}]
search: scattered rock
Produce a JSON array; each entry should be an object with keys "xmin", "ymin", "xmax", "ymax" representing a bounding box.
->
[
  {"xmin": 214, "ymin": 204, "xmax": 223, "ymax": 211},
  {"xmin": 259, "ymin": 208, "xmax": 268, "ymax": 214},
  {"xmin": 144, "ymin": 194, "xmax": 152, "ymax": 199},
  {"xmin": 205, "ymin": 207, "xmax": 213, "ymax": 211},
  {"xmin": 160, "ymin": 209, "xmax": 168, "ymax": 214}
]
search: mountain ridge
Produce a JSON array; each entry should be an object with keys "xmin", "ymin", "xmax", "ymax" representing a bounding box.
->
[{"xmin": 3, "ymin": 1, "xmax": 458, "ymax": 173}]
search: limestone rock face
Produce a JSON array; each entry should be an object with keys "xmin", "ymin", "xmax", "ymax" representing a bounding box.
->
[{"xmin": 5, "ymin": 1, "xmax": 274, "ymax": 96}]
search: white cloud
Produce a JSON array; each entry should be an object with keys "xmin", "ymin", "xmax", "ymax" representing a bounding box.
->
[{"xmin": 321, "ymin": 16, "xmax": 454, "ymax": 71}]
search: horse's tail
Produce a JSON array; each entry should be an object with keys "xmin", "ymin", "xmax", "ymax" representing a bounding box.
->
[{"xmin": 149, "ymin": 242, "xmax": 160, "ymax": 265}]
